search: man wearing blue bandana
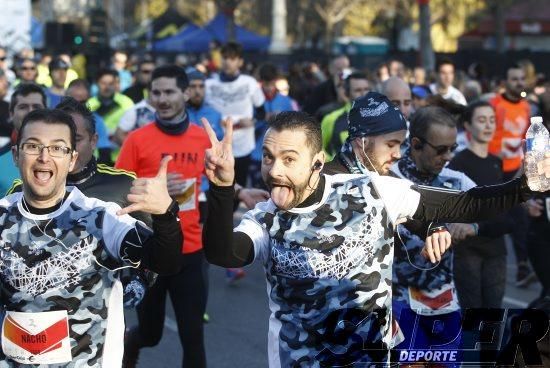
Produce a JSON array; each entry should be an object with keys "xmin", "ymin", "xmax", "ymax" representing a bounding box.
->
[{"xmin": 202, "ymin": 102, "xmax": 550, "ymax": 367}]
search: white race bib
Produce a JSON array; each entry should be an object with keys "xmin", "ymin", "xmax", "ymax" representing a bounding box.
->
[
  {"xmin": 174, "ymin": 178, "xmax": 196, "ymax": 212},
  {"xmin": 2, "ymin": 310, "xmax": 71, "ymax": 364},
  {"xmin": 408, "ymin": 283, "xmax": 460, "ymax": 316}
]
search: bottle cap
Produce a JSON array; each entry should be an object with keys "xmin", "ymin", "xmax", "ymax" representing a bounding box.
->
[{"xmin": 531, "ymin": 116, "xmax": 543, "ymax": 124}]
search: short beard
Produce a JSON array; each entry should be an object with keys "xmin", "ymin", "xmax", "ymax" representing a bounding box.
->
[
  {"xmin": 354, "ymin": 139, "xmax": 385, "ymax": 174},
  {"xmin": 188, "ymin": 98, "xmax": 203, "ymax": 109},
  {"xmin": 265, "ymin": 176, "xmax": 309, "ymax": 209}
]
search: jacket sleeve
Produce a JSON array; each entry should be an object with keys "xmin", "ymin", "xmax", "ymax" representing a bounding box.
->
[
  {"xmin": 203, "ymin": 184, "xmax": 256, "ymax": 268},
  {"xmin": 412, "ymin": 176, "xmax": 532, "ymax": 224}
]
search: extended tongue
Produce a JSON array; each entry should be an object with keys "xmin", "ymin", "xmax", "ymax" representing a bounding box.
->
[{"xmin": 271, "ymin": 186, "xmax": 291, "ymax": 206}]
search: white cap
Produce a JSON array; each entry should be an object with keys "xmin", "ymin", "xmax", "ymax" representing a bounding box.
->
[{"xmin": 531, "ymin": 116, "xmax": 543, "ymax": 124}]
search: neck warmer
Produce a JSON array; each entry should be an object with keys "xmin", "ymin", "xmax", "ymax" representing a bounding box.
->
[
  {"xmin": 154, "ymin": 111, "xmax": 189, "ymax": 135},
  {"xmin": 337, "ymin": 140, "xmax": 370, "ymax": 175},
  {"xmin": 220, "ymin": 72, "xmax": 240, "ymax": 82},
  {"xmin": 397, "ymin": 148, "xmax": 436, "ymax": 185},
  {"xmin": 68, "ymin": 157, "xmax": 97, "ymax": 185}
]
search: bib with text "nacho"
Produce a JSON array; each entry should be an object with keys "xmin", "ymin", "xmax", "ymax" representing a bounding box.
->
[
  {"xmin": 408, "ymin": 283, "xmax": 460, "ymax": 316},
  {"xmin": 2, "ymin": 310, "xmax": 71, "ymax": 364}
]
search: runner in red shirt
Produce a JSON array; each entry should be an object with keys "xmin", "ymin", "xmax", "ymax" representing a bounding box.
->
[{"xmin": 117, "ymin": 65, "xmax": 210, "ymax": 368}]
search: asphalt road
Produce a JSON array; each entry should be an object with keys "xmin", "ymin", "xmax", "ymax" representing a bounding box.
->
[{"xmin": 126, "ymin": 235, "xmax": 541, "ymax": 368}]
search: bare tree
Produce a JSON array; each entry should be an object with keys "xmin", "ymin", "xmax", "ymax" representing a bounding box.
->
[{"xmin": 314, "ymin": 0, "xmax": 364, "ymax": 53}]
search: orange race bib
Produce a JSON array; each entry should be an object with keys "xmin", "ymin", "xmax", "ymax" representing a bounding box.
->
[
  {"xmin": 408, "ymin": 284, "xmax": 459, "ymax": 316},
  {"xmin": 2, "ymin": 310, "xmax": 71, "ymax": 364}
]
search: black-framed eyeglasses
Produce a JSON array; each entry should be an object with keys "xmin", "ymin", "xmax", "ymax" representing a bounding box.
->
[
  {"xmin": 417, "ymin": 137, "xmax": 458, "ymax": 155},
  {"xmin": 20, "ymin": 143, "xmax": 72, "ymax": 158}
]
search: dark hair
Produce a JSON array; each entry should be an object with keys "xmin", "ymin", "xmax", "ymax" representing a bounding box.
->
[
  {"xmin": 138, "ymin": 55, "xmax": 155, "ymax": 70},
  {"xmin": 151, "ymin": 65, "xmax": 189, "ymax": 92},
  {"xmin": 221, "ymin": 41, "xmax": 243, "ymax": 58},
  {"xmin": 96, "ymin": 68, "xmax": 119, "ymax": 82},
  {"xmin": 10, "ymin": 83, "xmax": 47, "ymax": 113},
  {"xmin": 258, "ymin": 63, "xmax": 279, "ymax": 82},
  {"xmin": 268, "ymin": 111, "xmax": 322, "ymax": 155},
  {"xmin": 344, "ymin": 72, "xmax": 368, "ymax": 96},
  {"xmin": 409, "ymin": 106, "xmax": 456, "ymax": 140},
  {"xmin": 436, "ymin": 57, "xmax": 454, "ymax": 72},
  {"xmin": 506, "ymin": 62, "xmax": 523, "ymax": 76},
  {"xmin": 17, "ymin": 109, "xmax": 77, "ymax": 150},
  {"xmin": 67, "ymin": 78, "xmax": 90, "ymax": 91},
  {"xmin": 462, "ymin": 100, "xmax": 493, "ymax": 126},
  {"xmin": 56, "ymin": 97, "xmax": 96, "ymax": 135},
  {"xmin": 16, "ymin": 58, "xmax": 36, "ymax": 69}
]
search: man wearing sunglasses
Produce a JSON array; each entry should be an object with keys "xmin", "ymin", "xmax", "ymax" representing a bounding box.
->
[{"xmin": 391, "ymin": 105, "xmax": 476, "ymax": 357}]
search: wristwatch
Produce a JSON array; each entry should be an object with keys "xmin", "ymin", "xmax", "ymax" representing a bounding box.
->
[
  {"xmin": 153, "ymin": 199, "xmax": 180, "ymax": 221},
  {"xmin": 428, "ymin": 223, "xmax": 448, "ymax": 236},
  {"xmin": 165, "ymin": 199, "xmax": 180, "ymax": 217}
]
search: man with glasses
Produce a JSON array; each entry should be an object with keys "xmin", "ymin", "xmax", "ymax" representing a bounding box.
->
[
  {"xmin": 123, "ymin": 57, "xmax": 155, "ymax": 104},
  {"xmin": 15, "ymin": 58, "xmax": 38, "ymax": 86},
  {"xmin": 0, "ymin": 108, "xmax": 182, "ymax": 366},
  {"xmin": 391, "ymin": 105, "xmax": 474, "ymax": 356}
]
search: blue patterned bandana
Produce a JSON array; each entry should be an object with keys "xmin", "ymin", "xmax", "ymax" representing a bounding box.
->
[{"xmin": 347, "ymin": 92, "xmax": 407, "ymax": 140}]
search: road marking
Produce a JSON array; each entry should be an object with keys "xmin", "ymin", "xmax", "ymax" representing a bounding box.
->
[
  {"xmin": 502, "ymin": 296, "xmax": 528, "ymax": 308},
  {"xmin": 165, "ymin": 317, "xmax": 178, "ymax": 333}
]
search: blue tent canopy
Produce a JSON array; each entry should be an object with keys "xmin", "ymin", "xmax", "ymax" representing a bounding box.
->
[
  {"xmin": 177, "ymin": 13, "xmax": 270, "ymax": 53},
  {"xmin": 153, "ymin": 23, "xmax": 201, "ymax": 52}
]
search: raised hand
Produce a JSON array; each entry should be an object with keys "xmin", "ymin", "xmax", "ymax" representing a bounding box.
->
[
  {"xmin": 238, "ymin": 188, "xmax": 270, "ymax": 209},
  {"xmin": 166, "ymin": 172, "xmax": 187, "ymax": 197},
  {"xmin": 421, "ymin": 228, "xmax": 452, "ymax": 263},
  {"xmin": 117, "ymin": 156, "xmax": 174, "ymax": 216},
  {"xmin": 203, "ymin": 117, "xmax": 234, "ymax": 187}
]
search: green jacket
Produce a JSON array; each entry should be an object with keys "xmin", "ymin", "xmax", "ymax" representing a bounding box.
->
[
  {"xmin": 320, "ymin": 102, "xmax": 351, "ymax": 160},
  {"xmin": 87, "ymin": 93, "xmax": 134, "ymax": 135}
]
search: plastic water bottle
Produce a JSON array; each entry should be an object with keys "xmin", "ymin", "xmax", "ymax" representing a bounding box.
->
[{"xmin": 525, "ymin": 116, "xmax": 550, "ymax": 191}]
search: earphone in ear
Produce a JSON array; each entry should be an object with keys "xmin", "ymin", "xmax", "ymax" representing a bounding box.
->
[{"xmin": 312, "ymin": 160, "xmax": 323, "ymax": 171}]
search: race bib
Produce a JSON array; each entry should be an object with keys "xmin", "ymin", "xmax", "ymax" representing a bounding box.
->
[
  {"xmin": 2, "ymin": 310, "xmax": 71, "ymax": 364},
  {"xmin": 174, "ymin": 178, "xmax": 196, "ymax": 212},
  {"xmin": 408, "ymin": 284, "xmax": 460, "ymax": 316}
]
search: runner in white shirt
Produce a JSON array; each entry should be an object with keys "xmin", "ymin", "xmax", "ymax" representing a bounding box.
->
[
  {"xmin": 204, "ymin": 42, "xmax": 265, "ymax": 187},
  {"xmin": 200, "ymin": 110, "xmax": 550, "ymax": 367},
  {"xmin": 429, "ymin": 58, "xmax": 467, "ymax": 106},
  {"xmin": 0, "ymin": 108, "xmax": 182, "ymax": 367}
]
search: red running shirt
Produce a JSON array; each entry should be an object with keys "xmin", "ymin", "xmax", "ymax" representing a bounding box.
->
[{"xmin": 116, "ymin": 123, "xmax": 211, "ymax": 254}]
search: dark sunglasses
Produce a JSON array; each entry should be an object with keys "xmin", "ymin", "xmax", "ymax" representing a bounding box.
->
[
  {"xmin": 418, "ymin": 137, "xmax": 458, "ymax": 155},
  {"xmin": 0, "ymin": 57, "xmax": 6, "ymax": 61}
]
